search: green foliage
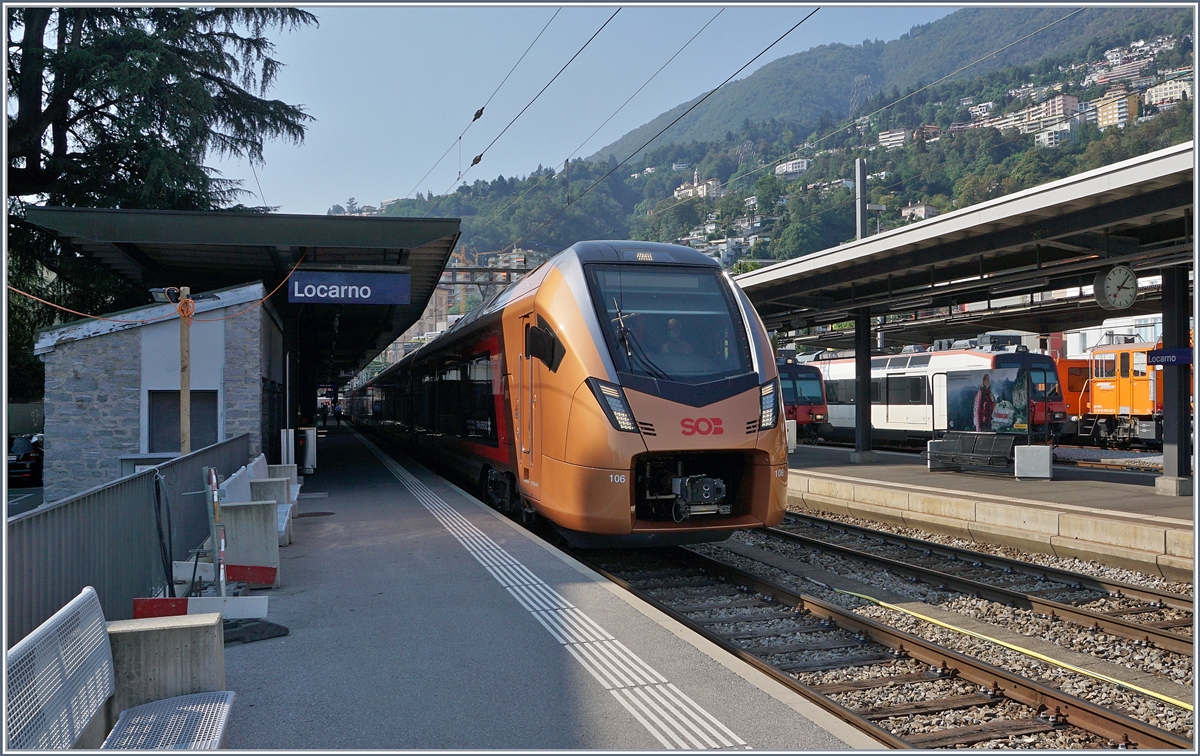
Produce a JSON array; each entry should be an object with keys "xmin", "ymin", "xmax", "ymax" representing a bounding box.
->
[
  {"xmin": 729, "ymin": 259, "xmax": 762, "ymax": 276},
  {"xmin": 589, "ymin": 7, "xmax": 1191, "ymax": 161}
]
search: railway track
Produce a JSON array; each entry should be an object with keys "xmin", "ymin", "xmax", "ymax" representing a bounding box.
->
[
  {"xmin": 772, "ymin": 512, "xmax": 1193, "ymax": 656},
  {"xmin": 574, "ymin": 546, "xmax": 1191, "ymax": 749}
]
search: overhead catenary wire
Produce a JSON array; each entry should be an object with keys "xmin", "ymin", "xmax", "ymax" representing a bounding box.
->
[
  {"xmin": 402, "ymin": 7, "xmax": 561, "ymax": 202},
  {"xmin": 422, "ymin": 8, "xmax": 622, "ymax": 218},
  {"xmin": 504, "ymin": 7, "xmax": 820, "ymax": 253},
  {"xmin": 642, "ymin": 7, "xmax": 1088, "ymax": 222},
  {"xmin": 477, "ymin": 7, "xmax": 725, "ymax": 233}
]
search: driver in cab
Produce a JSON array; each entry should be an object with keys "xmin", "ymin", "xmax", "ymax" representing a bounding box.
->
[{"xmin": 661, "ymin": 318, "xmax": 692, "ymax": 355}]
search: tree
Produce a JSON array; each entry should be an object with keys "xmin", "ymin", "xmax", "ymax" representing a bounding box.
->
[
  {"xmin": 8, "ymin": 9, "xmax": 317, "ymax": 206},
  {"xmin": 345, "ymin": 197, "xmax": 359, "ymax": 214},
  {"xmin": 7, "ymin": 9, "xmax": 317, "ymax": 401},
  {"xmin": 729, "ymin": 259, "xmax": 762, "ymax": 275}
]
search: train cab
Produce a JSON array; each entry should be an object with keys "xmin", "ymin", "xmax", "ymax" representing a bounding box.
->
[{"xmin": 776, "ymin": 358, "xmax": 827, "ymax": 443}]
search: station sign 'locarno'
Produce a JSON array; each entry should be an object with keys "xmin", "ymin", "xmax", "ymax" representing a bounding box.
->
[{"xmin": 288, "ymin": 271, "xmax": 410, "ymax": 305}]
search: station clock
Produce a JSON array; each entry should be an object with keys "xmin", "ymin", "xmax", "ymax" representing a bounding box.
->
[{"xmin": 1093, "ymin": 265, "xmax": 1138, "ymax": 311}]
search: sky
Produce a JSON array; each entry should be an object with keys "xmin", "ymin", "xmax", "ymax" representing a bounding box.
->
[{"xmin": 213, "ymin": 5, "xmax": 960, "ymax": 215}]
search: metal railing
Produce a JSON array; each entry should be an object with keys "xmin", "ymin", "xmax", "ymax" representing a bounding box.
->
[{"xmin": 7, "ymin": 435, "xmax": 250, "ymax": 646}]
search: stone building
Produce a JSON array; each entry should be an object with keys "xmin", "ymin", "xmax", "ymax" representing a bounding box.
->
[{"xmin": 34, "ymin": 282, "xmax": 284, "ymax": 503}]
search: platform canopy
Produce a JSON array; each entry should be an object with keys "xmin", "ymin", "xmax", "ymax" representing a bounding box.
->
[
  {"xmin": 736, "ymin": 141, "xmax": 1193, "ymax": 348},
  {"xmin": 22, "ymin": 207, "xmax": 461, "ymax": 379}
]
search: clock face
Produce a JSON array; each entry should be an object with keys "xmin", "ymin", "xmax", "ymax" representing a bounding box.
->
[{"xmin": 1095, "ymin": 265, "xmax": 1138, "ymax": 310}]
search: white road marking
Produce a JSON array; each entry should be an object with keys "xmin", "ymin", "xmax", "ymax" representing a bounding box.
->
[{"xmin": 356, "ymin": 432, "xmax": 747, "ymax": 750}]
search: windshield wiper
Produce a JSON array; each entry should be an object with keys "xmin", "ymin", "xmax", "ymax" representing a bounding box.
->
[{"xmin": 612, "ymin": 298, "xmax": 671, "ymax": 381}]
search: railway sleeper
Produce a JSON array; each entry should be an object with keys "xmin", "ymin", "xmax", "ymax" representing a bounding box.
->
[
  {"xmin": 691, "ymin": 610, "xmax": 804, "ymax": 626},
  {"xmin": 903, "ymin": 718, "xmax": 1061, "ymax": 749},
  {"xmin": 670, "ymin": 598, "xmax": 771, "ymax": 612},
  {"xmin": 856, "ymin": 692, "xmax": 1003, "ymax": 720},
  {"xmin": 750, "ymin": 636, "xmax": 869, "ymax": 655},
  {"xmin": 777, "ymin": 653, "xmax": 897, "ymax": 673},
  {"xmin": 812, "ymin": 668, "xmax": 951, "ymax": 694}
]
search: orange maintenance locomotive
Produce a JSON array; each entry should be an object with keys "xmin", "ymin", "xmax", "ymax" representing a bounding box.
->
[{"xmin": 350, "ymin": 241, "xmax": 788, "ymax": 546}]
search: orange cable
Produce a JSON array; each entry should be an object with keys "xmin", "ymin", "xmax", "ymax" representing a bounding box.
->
[
  {"xmin": 8, "ymin": 251, "xmax": 307, "ymax": 326},
  {"xmin": 180, "ymin": 251, "xmax": 308, "ymax": 322},
  {"xmin": 7, "ymin": 285, "xmax": 175, "ymax": 325}
]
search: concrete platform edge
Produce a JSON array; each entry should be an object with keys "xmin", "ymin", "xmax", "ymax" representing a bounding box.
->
[
  {"xmin": 789, "ymin": 468, "xmax": 1194, "ymax": 581},
  {"xmin": 439, "ymin": 477, "xmax": 886, "ymax": 750}
]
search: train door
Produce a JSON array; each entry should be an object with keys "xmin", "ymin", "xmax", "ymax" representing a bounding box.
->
[
  {"xmin": 516, "ymin": 314, "xmax": 541, "ymax": 499},
  {"xmin": 1117, "ymin": 351, "xmax": 1133, "ymax": 415}
]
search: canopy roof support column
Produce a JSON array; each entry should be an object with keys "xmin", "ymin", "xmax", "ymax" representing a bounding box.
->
[
  {"xmin": 851, "ymin": 310, "xmax": 877, "ymax": 463},
  {"xmin": 1156, "ymin": 258, "xmax": 1193, "ymax": 496}
]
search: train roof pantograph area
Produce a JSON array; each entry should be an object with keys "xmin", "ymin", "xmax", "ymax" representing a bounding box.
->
[
  {"xmin": 736, "ymin": 142, "xmax": 1194, "ymax": 348},
  {"xmin": 21, "ymin": 207, "xmax": 461, "ymax": 378}
]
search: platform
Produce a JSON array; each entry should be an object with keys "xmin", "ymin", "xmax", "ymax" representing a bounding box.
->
[
  {"xmin": 222, "ymin": 426, "xmax": 879, "ymax": 750},
  {"xmin": 787, "ymin": 444, "xmax": 1193, "ymax": 581}
]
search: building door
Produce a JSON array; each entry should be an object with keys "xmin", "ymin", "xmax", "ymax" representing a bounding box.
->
[{"xmin": 149, "ymin": 390, "xmax": 219, "ymax": 453}]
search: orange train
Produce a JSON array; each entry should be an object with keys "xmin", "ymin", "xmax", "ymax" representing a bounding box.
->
[
  {"xmin": 349, "ymin": 241, "xmax": 789, "ymax": 546},
  {"xmin": 1057, "ymin": 339, "xmax": 1191, "ymax": 447}
]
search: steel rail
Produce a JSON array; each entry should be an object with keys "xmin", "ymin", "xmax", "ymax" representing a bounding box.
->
[
  {"xmin": 574, "ymin": 553, "xmax": 910, "ymax": 749},
  {"xmin": 781, "ymin": 512, "xmax": 1193, "ymax": 612},
  {"xmin": 764, "ymin": 522, "xmax": 1193, "ymax": 656},
  {"xmin": 667, "ymin": 548, "xmax": 1193, "ymax": 749}
]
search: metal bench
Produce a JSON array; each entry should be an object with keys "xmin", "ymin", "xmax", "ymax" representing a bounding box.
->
[
  {"xmin": 6, "ymin": 587, "xmax": 234, "ymax": 750},
  {"xmin": 928, "ymin": 431, "xmax": 1016, "ymax": 470}
]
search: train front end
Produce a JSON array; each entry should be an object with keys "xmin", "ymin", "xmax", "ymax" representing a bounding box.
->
[
  {"xmin": 778, "ymin": 360, "xmax": 828, "ymax": 443},
  {"xmin": 539, "ymin": 243, "xmax": 787, "ymax": 548}
]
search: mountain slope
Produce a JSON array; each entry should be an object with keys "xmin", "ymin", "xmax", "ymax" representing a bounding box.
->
[{"xmin": 589, "ymin": 7, "xmax": 1191, "ymax": 162}]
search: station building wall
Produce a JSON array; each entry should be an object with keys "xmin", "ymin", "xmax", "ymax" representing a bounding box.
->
[{"xmin": 36, "ymin": 282, "xmax": 283, "ymax": 504}]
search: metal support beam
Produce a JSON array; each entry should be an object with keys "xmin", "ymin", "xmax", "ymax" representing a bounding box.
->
[
  {"xmin": 852, "ymin": 310, "xmax": 877, "ymax": 463},
  {"xmin": 1158, "ymin": 261, "xmax": 1193, "ymax": 495},
  {"xmin": 855, "ymin": 159, "xmax": 867, "ymax": 241}
]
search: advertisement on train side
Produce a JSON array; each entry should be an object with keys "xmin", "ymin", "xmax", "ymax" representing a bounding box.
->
[{"xmin": 944, "ymin": 368, "xmax": 1028, "ymax": 433}]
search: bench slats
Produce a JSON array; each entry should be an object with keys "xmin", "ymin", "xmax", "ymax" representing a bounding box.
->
[{"xmin": 102, "ymin": 692, "xmax": 235, "ymax": 750}]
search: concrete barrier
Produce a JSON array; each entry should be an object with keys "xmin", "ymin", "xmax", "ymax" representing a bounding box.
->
[
  {"xmin": 788, "ymin": 470, "xmax": 1194, "ymax": 581},
  {"xmin": 102, "ymin": 613, "xmax": 226, "ymax": 739},
  {"xmin": 221, "ymin": 499, "xmax": 280, "ymax": 587}
]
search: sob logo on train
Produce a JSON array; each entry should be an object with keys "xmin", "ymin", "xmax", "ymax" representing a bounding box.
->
[{"xmin": 680, "ymin": 418, "xmax": 724, "ymax": 436}]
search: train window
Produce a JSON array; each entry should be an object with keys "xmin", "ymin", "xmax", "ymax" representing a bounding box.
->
[
  {"xmin": 796, "ymin": 376, "xmax": 824, "ymax": 404},
  {"xmin": 1094, "ymin": 354, "xmax": 1116, "ymax": 378},
  {"xmin": 887, "ymin": 357, "xmax": 910, "ymax": 369},
  {"xmin": 870, "ymin": 378, "xmax": 882, "ymax": 404},
  {"xmin": 842, "ymin": 379, "xmax": 857, "ymax": 404},
  {"xmin": 824, "ymin": 380, "xmax": 839, "ymax": 403},
  {"xmin": 779, "ymin": 376, "xmax": 797, "ymax": 404},
  {"xmin": 1133, "ymin": 352, "xmax": 1147, "ymax": 377},
  {"xmin": 1119, "ymin": 352, "xmax": 1130, "ymax": 378},
  {"xmin": 587, "ymin": 265, "xmax": 752, "ymax": 385},
  {"xmin": 909, "ymin": 376, "xmax": 927, "ymax": 404},
  {"xmin": 907, "ymin": 354, "xmax": 931, "ymax": 368},
  {"xmin": 1067, "ymin": 367, "xmax": 1088, "ymax": 393},
  {"xmin": 871, "ymin": 357, "xmax": 888, "ymax": 369},
  {"xmin": 465, "ymin": 355, "xmax": 498, "ymax": 444},
  {"xmin": 886, "ymin": 376, "xmax": 907, "ymax": 404}
]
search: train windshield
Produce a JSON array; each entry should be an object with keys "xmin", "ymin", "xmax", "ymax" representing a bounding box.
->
[
  {"xmin": 587, "ymin": 265, "xmax": 752, "ymax": 384},
  {"xmin": 780, "ymin": 370, "xmax": 824, "ymax": 405}
]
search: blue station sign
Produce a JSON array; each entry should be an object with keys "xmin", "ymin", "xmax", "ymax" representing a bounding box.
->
[
  {"xmin": 288, "ymin": 271, "xmax": 410, "ymax": 305},
  {"xmin": 1147, "ymin": 347, "xmax": 1192, "ymax": 365}
]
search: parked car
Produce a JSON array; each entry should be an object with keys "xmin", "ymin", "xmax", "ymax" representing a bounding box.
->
[{"xmin": 8, "ymin": 434, "xmax": 43, "ymax": 487}]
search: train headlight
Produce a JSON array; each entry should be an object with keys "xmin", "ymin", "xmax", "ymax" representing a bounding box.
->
[
  {"xmin": 760, "ymin": 380, "xmax": 780, "ymax": 430},
  {"xmin": 587, "ymin": 378, "xmax": 640, "ymax": 433},
  {"xmin": 814, "ymin": 413, "xmax": 827, "ymax": 422}
]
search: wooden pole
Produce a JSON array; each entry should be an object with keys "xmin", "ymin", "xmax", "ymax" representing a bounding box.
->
[{"xmin": 180, "ymin": 286, "xmax": 191, "ymax": 455}]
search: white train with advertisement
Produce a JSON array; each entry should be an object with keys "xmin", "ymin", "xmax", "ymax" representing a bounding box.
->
[{"xmin": 806, "ymin": 339, "xmax": 1067, "ymax": 444}]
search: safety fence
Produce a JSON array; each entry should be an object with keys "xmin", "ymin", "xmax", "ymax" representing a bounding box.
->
[{"xmin": 7, "ymin": 435, "xmax": 250, "ymax": 646}]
